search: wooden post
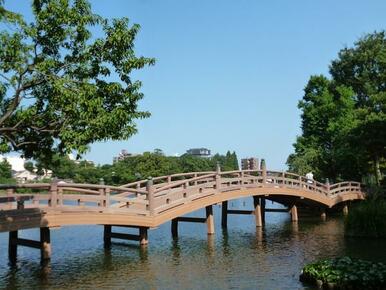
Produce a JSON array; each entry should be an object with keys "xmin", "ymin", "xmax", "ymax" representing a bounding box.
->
[
  {"xmin": 261, "ymin": 198, "xmax": 266, "ymax": 224},
  {"xmin": 256, "ymin": 226, "xmax": 263, "ymax": 244},
  {"xmin": 343, "ymin": 203, "xmax": 349, "ymax": 216},
  {"xmin": 99, "ymin": 178, "xmax": 105, "ymax": 207},
  {"xmin": 6, "ymin": 188, "xmax": 14, "ymax": 209},
  {"xmin": 325, "ymin": 178, "xmax": 330, "ymax": 195},
  {"xmin": 40, "ymin": 227, "xmax": 51, "ymax": 260},
  {"xmin": 104, "ymin": 225, "xmax": 112, "ymax": 248},
  {"xmin": 206, "ymin": 205, "xmax": 215, "ymax": 235},
  {"xmin": 8, "ymin": 231, "xmax": 18, "ymax": 263},
  {"xmin": 260, "ymin": 159, "xmax": 267, "ymax": 184},
  {"xmin": 221, "ymin": 201, "xmax": 228, "ymax": 228},
  {"xmin": 215, "ymin": 163, "xmax": 221, "ymax": 191},
  {"xmin": 139, "ymin": 227, "xmax": 148, "ymax": 245},
  {"xmin": 171, "ymin": 218, "xmax": 178, "ymax": 238},
  {"xmin": 50, "ymin": 178, "xmax": 58, "ymax": 207},
  {"xmin": 291, "ymin": 205, "xmax": 298, "ymax": 222},
  {"xmin": 105, "ymin": 187, "xmax": 110, "ymax": 207},
  {"xmin": 136, "ymin": 183, "xmax": 141, "ymax": 197},
  {"xmin": 253, "ymin": 196, "xmax": 262, "ymax": 227},
  {"xmin": 58, "ymin": 188, "xmax": 63, "ymax": 206},
  {"xmin": 146, "ymin": 178, "xmax": 154, "ymax": 215}
]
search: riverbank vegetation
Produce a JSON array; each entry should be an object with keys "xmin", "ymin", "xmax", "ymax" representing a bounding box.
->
[
  {"xmin": 287, "ymin": 31, "xmax": 386, "ymax": 189},
  {"xmin": 300, "ymin": 257, "xmax": 386, "ymax": 289},
  {"xmin": 0, "ymin": 150, "xmax": 239, "ymax": 185},
  {"xmin": 345, "ymin": 199, "xmax": 386, "ymax": 238}
]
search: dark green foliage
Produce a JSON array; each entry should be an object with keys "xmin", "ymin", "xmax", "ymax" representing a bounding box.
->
[
  {"xmin": 212, "ymin": 151, "xmax": 239, "ymax": 171},
  {"xmin": 288, "ymin": 31, "xmax": 386, "ymax": 185},
  {"xmin": 345, "ymin": 199, "xmax": 386, "ymax": 238},
  {"xmin": 24, "ymin": 161, "xmax": 34, "ymax": 172},
  {"xmin": 0, "ymin": 0, "xmax": 154, "ymax": 160},
  {"xmin": 300, "ymin": 257, "xmax": 386, "ymax": 289},
  {"xmin": 0, "ymin": 159, "xmax": 12, "ymax": 179},
  {"xmin": 0, "ymin": 158, "xmax": 13, "ymax": 183},
  {"xmin": 41, "ymin": 150, "xmax": 239, "ymax": 185}
]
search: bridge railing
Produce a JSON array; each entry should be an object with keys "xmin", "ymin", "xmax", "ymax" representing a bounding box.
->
[
  {"xmin": 0, "ymin": 182, "xmax": 150, "ymax": 215},
  {"xmin": 0, "ymin": 169, "xmax": 363, "ymax": 216},
  {"xmin": 329, "ymin": 181, "xmax": 362, "ymax": 196}
]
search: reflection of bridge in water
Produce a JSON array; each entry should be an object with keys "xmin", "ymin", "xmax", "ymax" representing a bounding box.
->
[{"xmin": 0, "ymin": 162, "xmax": 365, "ymax": 263}]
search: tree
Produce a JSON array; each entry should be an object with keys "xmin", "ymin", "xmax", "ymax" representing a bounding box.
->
[
  {"xmin": 24, "ymin": 161, "xmax": 35, "ymax": 172},
  {"xmin": 0, "ymin": 158, "xmax": 12, "ymax": 178},
  {"xmin": 288, "ymin": 76, "xmax": 360, "ymax": 181},
  {"xmin": 330, "ymin": 32, "xmax": 386, "ymax": 185},
  {"xmin": 0, "ymin": 0, "xmax": 154, "ymax": 161},
  {"xmin": 288, "ymin": 31, "xmax": 386, "ymax": 184}
]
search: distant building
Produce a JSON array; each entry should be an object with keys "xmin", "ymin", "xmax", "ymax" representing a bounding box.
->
[
  {"xmin": 241, "ymin": 157, "xmax": 259, "ymax": 170},
  {"xmin": 113, "ymin": 150, "xmax": 140, "ymax": 163},
  {"xmin": 186, "ymin": 148, "xmax": 211, "ymax": 157},
  {"xmin": 13, "ymin": 170, "xmax": 38, "ymax": 183}
]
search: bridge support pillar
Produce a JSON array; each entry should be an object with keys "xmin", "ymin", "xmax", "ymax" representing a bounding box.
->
[
  {"xmin": 40, "ymin": 227, "xmax": 51, "ymax": 260},
  {"xmin": 171, "ymin": 218, "xmax": 178, "ymax": 238},
  {"xmin": 261, "ymin": 198, "xmax": 266, "ymax": 224},
  {"xmin": 8, "ymin": 231, "xmax": 17, "ymax": 264},
  {"xmin": 291, "ymin": 205, "xmax": 298, "ymax": 222},
  {"xmin": 103, "ymin": 225, "xmax": 148, "ymax": 247},
  {"xmin": 343, "ymin": 203, "xmax": 349, "ymax": 216},
  {"xmin": 321, "ymin": 210, "xmax": 327, "ymax": 221},
  {"xmin": 104, "ymin": 225, "xmax": 112, "ymax": 248},
  {"xmin": 221, "ymin": 201, "xmax": 228, "ymax": 228},
  {"xmin": 8, "ymin": 227, "xmax": 51, "ymax": 263},
  {"xmin": 253, "ymin": 196, "xmax": 263, "ymax": 227},
  {"xmin": 206, "ymin": 205, "xmax": 215, "ymax": 235},
  {"xmin": 139, "ymin": 227, "xmax": 148, "ymax": 245}
]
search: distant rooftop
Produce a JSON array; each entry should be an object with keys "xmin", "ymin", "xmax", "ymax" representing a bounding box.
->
[{"xmin": 186, "ymin": 148, "xmax": 211, "ymax": 157}]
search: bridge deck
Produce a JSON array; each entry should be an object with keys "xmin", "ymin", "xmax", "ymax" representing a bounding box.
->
[{"xmin": 0, "ymin": 169, "xmax": 365, "ymax": 232}]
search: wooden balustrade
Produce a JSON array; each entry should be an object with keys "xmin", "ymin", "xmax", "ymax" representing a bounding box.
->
[{"xmin": 0, "ymin": 170, "xmax": 364, "ymax": 217}]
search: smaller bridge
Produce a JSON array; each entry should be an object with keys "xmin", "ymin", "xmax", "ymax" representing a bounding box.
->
[{"xmin": 0, "ymin": 164, "xmax": 365, "ymax": 263}]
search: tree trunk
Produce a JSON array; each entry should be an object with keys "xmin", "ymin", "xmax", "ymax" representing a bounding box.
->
[{"xmin": 374, "ymin": 155, "xmax": 381, "ymax": 186}]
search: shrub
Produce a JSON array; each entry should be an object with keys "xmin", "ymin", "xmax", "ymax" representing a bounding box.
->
[
  {"xmin": 345, "ymin": 199, "xmax": 386, "ymax": 238},
  {"xmin": 300, "ymin": 257, "xmax": 386, "ymax": 289}
]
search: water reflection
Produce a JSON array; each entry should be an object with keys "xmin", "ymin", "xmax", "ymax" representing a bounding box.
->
[{"xmin": 1, "ymin": 202, "xmax": 386, "ymax": 289}]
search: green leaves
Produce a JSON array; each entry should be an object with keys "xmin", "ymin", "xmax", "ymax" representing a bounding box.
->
[
  {"xmin": 288, "ymin": 31, "xmax": 386, "ymax": 184},
  {"xmin": 42, "ymin": 150, "xmax": 239, "ymax": 185},
  {"xmin": 301, "ymin": 257, "xmax": 386, "ymax": 288},
  {"xmin": 345, "ymin": 199, "xmax": 386, "ymax": 238},
  {"xmin": 0, "ymin": 0, "xmax": 154, "ymax": 160}
]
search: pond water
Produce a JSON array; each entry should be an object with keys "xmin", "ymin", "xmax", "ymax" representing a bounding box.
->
[{"xmin": 1, "ymin": 199, "xmax": 385, "ymax": 289}]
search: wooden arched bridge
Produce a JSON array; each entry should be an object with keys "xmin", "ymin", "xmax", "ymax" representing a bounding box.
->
[{"xmin": 0, "ymin": 165, "xmax": 365, "ymax": 262}]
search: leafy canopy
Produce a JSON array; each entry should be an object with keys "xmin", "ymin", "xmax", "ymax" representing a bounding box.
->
[
  {"xmin": 0, "ymin": 0, "xmax": 154, "ymax": 160},
  {"xmin": 288, "ymin": 31, "xmax": 386, "ymax": 184}
]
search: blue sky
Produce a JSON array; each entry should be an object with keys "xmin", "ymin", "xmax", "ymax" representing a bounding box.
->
[{"xmin": 5, "ymin": 1, "xmax": 386, "ymax": 169}]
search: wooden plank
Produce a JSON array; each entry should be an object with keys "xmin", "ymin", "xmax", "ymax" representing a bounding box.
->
[
  {"xmin": 15, "ymin": 238, "xmax": 41, "ymax": 249},
  {"xmin": 265, "ymin": 208, "xmax": 289, "ymax": 213},
  {"xmin": 109, "ymin": 232, "xmax": 141, "ymax": 241},
  {"xmin": 0, "ymin": 195, "xmax": 34, "ymax": 204},
  {"xmin": 177, "ymin": 217, "xmax": 206, "ymax": 223},
  {"xmin": 227, "ymin": 209, "xmax": 254, "ymax": 215}
]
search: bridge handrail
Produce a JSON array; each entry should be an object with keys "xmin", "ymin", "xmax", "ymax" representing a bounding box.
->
[
  {"xmin": 58, "ymin": 183, "xmax": 147, "ymax": 194},
  {"xmin": 154, "ymin": 173, "xmax": 216, "ymax": 193},
  {"xmin": 121, "ymin": 171, "xmax": 216, "ymax": 188},
  {"xmin": 0, "ymin": 183, "xmax": 50, "ymax": 190},
  {"xmin": 0, "ymin": 169, "xmax": 364, "ymax": 217}
]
